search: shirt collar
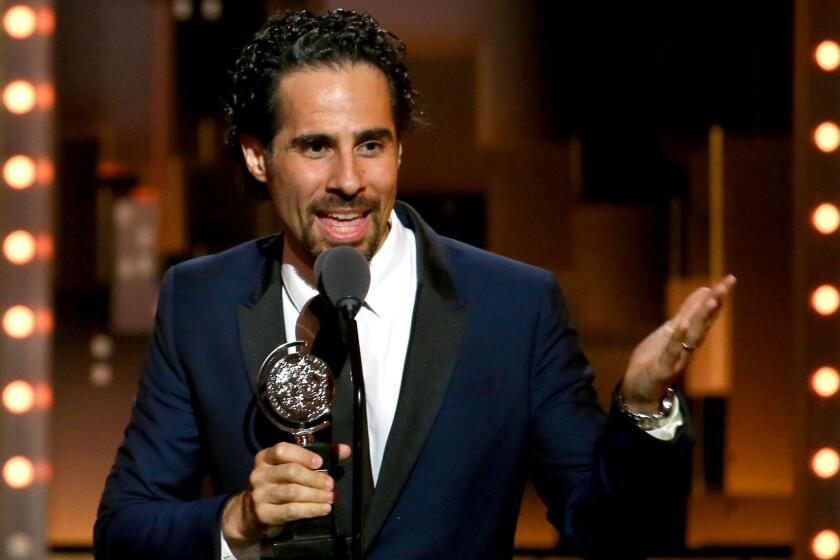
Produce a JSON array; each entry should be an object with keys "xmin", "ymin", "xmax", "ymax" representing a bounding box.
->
[{"xmin": 281, "ymin": 209, "xmax": 410, "ymax": 316}]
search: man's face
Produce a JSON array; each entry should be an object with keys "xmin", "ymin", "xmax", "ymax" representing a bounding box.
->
[{"xmin": 242, "ymin": 62, "xmax": 400, "ymax": 265}]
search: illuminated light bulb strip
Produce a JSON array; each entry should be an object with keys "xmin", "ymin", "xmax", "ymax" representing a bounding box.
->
[{"xmin": 0, "ymin": 5, "xmax": 54, "ymax": 559}]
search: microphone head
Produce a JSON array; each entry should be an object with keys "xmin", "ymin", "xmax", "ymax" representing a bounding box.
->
[{"xmin": 313, "ymin": 246, "xmax": 371, "ymax": 314}]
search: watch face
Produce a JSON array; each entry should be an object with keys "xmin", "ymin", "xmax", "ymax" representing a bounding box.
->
[{"xmin": 264, "ymin": 351, "xmax": 334, "ymax": 426}]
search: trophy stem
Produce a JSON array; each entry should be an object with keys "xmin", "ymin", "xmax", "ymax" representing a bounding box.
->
[{"xmin": 295, "ymin": 432, "xmax": 315, "ymax": 447}]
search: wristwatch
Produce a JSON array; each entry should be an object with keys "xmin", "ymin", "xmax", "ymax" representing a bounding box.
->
[{"xmin": 615, "ymin": 387, "xmax": 678, "ymax": 431}]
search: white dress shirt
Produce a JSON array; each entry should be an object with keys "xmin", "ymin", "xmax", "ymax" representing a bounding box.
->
[{"xmin": 280, "ymin": 210, "xmax": 417, "ymax": 483}]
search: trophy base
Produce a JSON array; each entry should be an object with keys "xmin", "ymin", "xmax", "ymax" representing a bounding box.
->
[{"xmin": 269, "ymin": 536, "xmax": 343, "ymax": 559}]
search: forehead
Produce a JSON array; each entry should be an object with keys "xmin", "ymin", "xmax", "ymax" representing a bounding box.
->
[{"xmin": 275, "ymin": 63, "xmax": 396, "ymax": 134}]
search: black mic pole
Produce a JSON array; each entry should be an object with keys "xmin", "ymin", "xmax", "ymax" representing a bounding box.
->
[
  {"xmin": 337, "ymin": 301, "xmax": 365, "ymax": 560},
  {"xmin": 314, "ymin": 246, "xmax": 371, "ymax": 560}
]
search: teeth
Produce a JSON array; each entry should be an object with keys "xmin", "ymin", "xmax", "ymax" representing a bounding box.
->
[{"xmin": 326, "ymin": 213, "xmax": 360, "ymax": 220}]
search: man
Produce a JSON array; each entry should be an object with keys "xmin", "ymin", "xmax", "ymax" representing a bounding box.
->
[{"xmin": 95, "ymin": 9, "xmax": 735, "ymax": 560}]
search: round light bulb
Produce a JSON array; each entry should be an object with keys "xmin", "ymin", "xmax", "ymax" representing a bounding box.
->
[
  {"xmin": 2, "ymin": 456, "xmax": 34, "ymax": 489},
  {"xmin": 812, "ymin": 285, "xmax": 840, "ymax": 316},
  {"xmin": 3, "ymin": 80, "xmax": 36, "ymax": 114},
  {"xmin": 813, "ymin": 448, "xmax": 840, "ymax": 479},
  {"xmin": 6, "ymin": 532, "xmax": 35, "ymax": 558},
  {"xmin": 3, "ymin": 155, "xmax": 36, "ymax": 189},
  {"xmin": 813, "ymin": 203, "xmax": 840, "ymax": 235},
  {"xmin": 815, "ymin": 122, "xmax": 840, "ymax": 153},
  {"xmin": 2, "ymin": 381, "xmax": 35, "ymax": 414},
  {"xmin": 813, "ymin": 530, "xmax": 840, "ymax": 559},
  {"xmin": 3, "ymin": 305, "xmax": 35, "ymax": 339},
  {"xmin": 816, "ymin": 41, "xmax": 840, "ymax": 71},
  {"xmin": 3, "ymin": 230, "xmax": 36, "ymax": 264},
  {"xmin": 3, "ymin": 6, "xmax": 36, "ymax": 39},
  {"xmin": 812, "ymin": 367, "xmax": 840, "ymax": 398}
]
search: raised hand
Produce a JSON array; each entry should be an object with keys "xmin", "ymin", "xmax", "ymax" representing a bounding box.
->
[{"xmin": 620, "ymin": 275, "xmax": 737, "ymax": 413}]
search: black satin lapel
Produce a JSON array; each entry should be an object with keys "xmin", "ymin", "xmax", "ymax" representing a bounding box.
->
[
  {"xmin": 238, "ymin": 271, "xmax": 286, "ymax": 395},
  {"xmin": 362, "ymin": 284, "xmax": 467, "ymax": 550}
]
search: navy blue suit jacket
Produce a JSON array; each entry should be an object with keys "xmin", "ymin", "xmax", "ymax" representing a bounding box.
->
[{"xmin": 95, "ymin": 202, "xmax": 692, "ymax": 559}]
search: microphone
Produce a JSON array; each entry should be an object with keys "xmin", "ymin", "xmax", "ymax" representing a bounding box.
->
[{"xmin": 314, "ymin": 246, "xmax": 371, "ymax": 318}]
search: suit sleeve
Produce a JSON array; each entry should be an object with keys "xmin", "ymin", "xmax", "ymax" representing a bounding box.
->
[
  {"xmin": 94, "ymin": 267, "xmax": 232, "ymax": 559},
  {"xmin": 527, "ymin": 271, "xmax": 693, "ymax": 557}
]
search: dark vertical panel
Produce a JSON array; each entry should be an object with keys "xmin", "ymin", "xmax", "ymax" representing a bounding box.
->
[{"xmin": 535, "ymin": 0, "xmax": 793, "ymax": 202}]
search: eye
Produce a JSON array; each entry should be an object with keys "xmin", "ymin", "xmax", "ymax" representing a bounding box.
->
[
  {"xmin": 304, "ymin": 141, "xmax": 329, "ymax": 156},
  {"xmin": 358, "ymin": 141, "xmax": 383, "ymax": 156}
]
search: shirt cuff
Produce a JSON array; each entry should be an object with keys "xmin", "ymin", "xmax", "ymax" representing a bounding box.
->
[
  {"xmin": 644, "ymin": 398, "xmax": 683, "ymax": 441},
  {"xmin": 221, "ymin": 531, "xmax": 260, "ymax": 560}
]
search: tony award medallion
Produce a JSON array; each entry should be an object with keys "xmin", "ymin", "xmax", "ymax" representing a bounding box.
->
[{"xmin": 257, "ymin": 340, "xmax": 334, "ymax": 447}]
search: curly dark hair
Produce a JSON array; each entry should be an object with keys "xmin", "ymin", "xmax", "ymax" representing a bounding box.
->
[{"xmin": 224, "ymin": 9, "xmax": 422, "ymax": 200}]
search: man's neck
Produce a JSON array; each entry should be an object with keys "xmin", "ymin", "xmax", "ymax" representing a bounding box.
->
[{"xmin": 281, "ymin": 238, "xmax": 316, "ymax": 286}]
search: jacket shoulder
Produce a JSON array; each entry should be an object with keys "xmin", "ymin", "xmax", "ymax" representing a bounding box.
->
[
  {"xmin": 165, "ymin": 236, "xmax": 278, "ymax": 304},
  {"xmin": 438, "ymin": 237, "xmax": 554, "ymax": 295}
]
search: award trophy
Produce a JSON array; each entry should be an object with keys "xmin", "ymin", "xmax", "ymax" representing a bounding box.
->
[{"xmin": 256, "ymin": 334, "xmax": 338, "ymax": 559}]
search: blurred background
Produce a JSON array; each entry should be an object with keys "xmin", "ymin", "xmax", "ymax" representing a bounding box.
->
[{"xmin": 2, "ymin": 0, "xmax": 839, "ymax": 558}]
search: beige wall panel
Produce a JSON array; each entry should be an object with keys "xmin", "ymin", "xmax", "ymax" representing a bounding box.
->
[{"xmin": 722, "ymin": 138, "xmax": 793, "ymax": 496}]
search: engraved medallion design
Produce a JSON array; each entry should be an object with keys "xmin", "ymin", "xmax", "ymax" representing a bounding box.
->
[
  {"xmin": 257, "ymin": 340, "xmax": 335, "ymax": 440},
  {"xmin": 265, "ymin": 352, "xmax": 332, "ymax": 425}
]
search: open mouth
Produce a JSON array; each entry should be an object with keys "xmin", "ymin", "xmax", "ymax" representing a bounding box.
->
[{"xmin": 315, "ymin": 210, "xmax": 373, "ymax": 243}]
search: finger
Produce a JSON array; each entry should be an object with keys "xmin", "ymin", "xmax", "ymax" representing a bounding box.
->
[
  {"xmin": 671, "ymin": 287, "xmax": 713, "ymax": 328},
  {"xmin": 659, "ymin": 319, "xmax": 690, "ymax": 372},
  {"xmin": 672, "ymin": 275, "xmax": 737, "ymax": 326},
  {"xmin": 716, "ymin": 274, "xmax": 737, "ymax": 295},
  {"xmin": 261, "ymin": 442, "xmax": 324, "ymax": 469},
  {"xmin": 255, "ymin": 501, "xmax": 332, "ymax": 526},
  {"xmin": 264, "ymin": 483, "xmax": 334, "ymax": 506},
  {"xmin": 262, "ymin": 462, "xmax": 335, "ymax": 491},
  {"xmin": 684, "ymin": 277, "xmax": 736, "ymax": 347},
  {"xmin": 707, "ymin": 274, "xmax": 737, "ymax": 308},
  {"xmin": 332, "ymin": 443, "xmax": 352, "ymax": 462},
  {"xmin": 674, "ymin": 275, "xmax": 736, "ymax": 345},
  {"xmin": 677, "ymin": 290, "xmax": 716, "ymax": 345}
]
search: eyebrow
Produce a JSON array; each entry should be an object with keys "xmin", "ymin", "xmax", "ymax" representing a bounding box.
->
[
  {"xmin": 354, "ymin": 128, "xmax": 394, "ymax": 144},
  {"xmin": 287, "ymin": 128, "xmax": 395, "ymax": 151},
  {"xmin": 288, "ymin": 133, "xmax": 333, "ymax": 151}
]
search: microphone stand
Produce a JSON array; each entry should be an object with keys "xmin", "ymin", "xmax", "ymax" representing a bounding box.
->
[{"xmin": 338, "ymin": 301, "xmax": 365, "ymax": 560}]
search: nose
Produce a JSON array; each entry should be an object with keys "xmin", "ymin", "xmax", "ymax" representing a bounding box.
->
[{"xmin": 327, "ymin": 149, "xmax": 363, "ymax": 198}]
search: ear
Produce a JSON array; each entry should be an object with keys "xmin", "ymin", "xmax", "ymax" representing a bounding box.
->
[
  {"xmin": 397, "ymin": 142, "xmax": 403, "ymax": 168},
  {"xmin": 240, "ymin": 134, "xmax": 268, "ymax": 182}
]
